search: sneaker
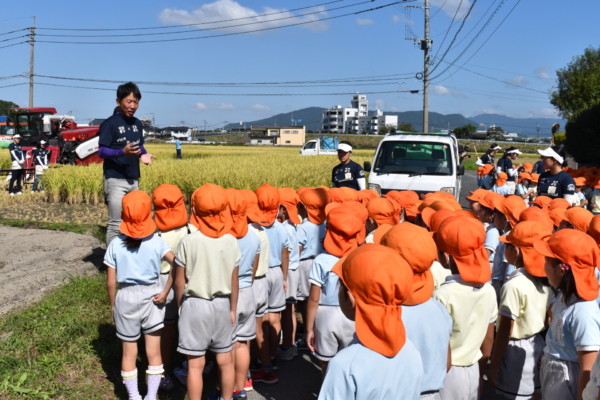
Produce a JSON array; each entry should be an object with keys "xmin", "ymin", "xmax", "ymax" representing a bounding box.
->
[
  {"xmin": 232, "ymin": 390, "xmax": 248, "ymax": 399},
  {"xmin": 295, "ymin": 337, "xmax": 310, "ymax": 351},
  {"xmin": 244, "ymin": 375, "xmax": 253, "ymax": 391},
  {"xmin": 173, "ymin": 367, "xmax": 187, "ymax": 386},
  {"xmin": 275, "ymin": 345, "xmax": 294, "ymax": 361},
  {"xmin": 16, "ymin": 192, "xmax": 22, "ymax": 195},
  {"xmin": 207, "ymin": 392, "xmax": 224, "ymax": 400},
  {"xmin": 40, "ymin": 190, "xmax": 44, "ymax": 193},
  {"xmin": 292, "ymin": 345, "xmax": 298, "ymax": 357},
  {"xmin": 251, "ymin": 368, "xmax": 278, "ymax": 384},
  {"xmin": 31, "ymin": 190, "xmax": 35, "ymax": 194},
  {"xmin": 159, "ymin": 374, "xmax": 174, "ymax": 392},
  {"xmin": 9, "ymin": 193, "xmax": 14, "ymax": 197}
]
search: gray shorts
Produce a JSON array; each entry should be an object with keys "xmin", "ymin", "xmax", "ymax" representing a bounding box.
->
[
  {"xmin": 159, "ymin": 273, "xmax": 178, "ymax": 324},
  {"xmin": 313, "ymin": 305, "xmax": 355, "ymax": 361},
  {"xmin": 252, "ymin": 275, "xmax": 268, "ymax": 318},
  {"xmin": 420, "ymin": 392, "xmax": 441, "ymax": 400},
  {"xmin": 540, "ymin": 356, "xmax": 579, "ymax": 400},
  {"xmin": 114, "ymin": 280, "xmax": 165, "ymax": 341},
  {"xmin": 286, "ymin": 268, "xmax": 300, "ymax": 304},
  {"xmin": 496, "ymin": 334, "xmax": 544, "ymax": 399},
  {"xmin": 177, "ymin": 296, "xmax": 233, "ymax": 356},
  {"xmin": 296, "ymin": 258, "xmax": 314, "ymax": 301},
  {"xmin": 266, "ymin": 266, "xmax": 286, "ymax": 313},
  {"xmin": 439, "ymin": 363, "xmax": 479, "ymax": 400},
  {"xmin": 234, "ymin": 286, "xmax": 256, "ymax": 342}
]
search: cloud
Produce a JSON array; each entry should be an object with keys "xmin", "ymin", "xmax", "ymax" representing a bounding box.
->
[
  {"xmin": 159, "ymin": 0, "xmax": 329, "ymax": 34},
  {"xmin": 432, "ymin": 85, "xmax": 450, "ymax": 96},
  {"xmin": 250, "ymin": 104, "xmax": 270, "ymax": 111},
  {"xmin": 390, "ymin": 107, "xmax": 401, "ymax": 112},
  {"xmin": 196, "ymin": 102, "xmax": 234, "ymax": 110},
  {"xmin": 505, "ymin": 76, "xmax": 529, "ymax": 89},
  {"xmin": 392, "ymin": 15, "xmax": 401, "ymax": 25},
  {"xmin": 356, "ymin": 18, "xmax": 374, "ymax": 26},
  {"xmin": 535, "ymin": 66, "xmax": 552, "ymax": 80},
  {"xmin": 431, "ymin": 0, "xmax": 472, "ymax": 19},
  {"xmin": 374, "ymin": 99, "xmax": 386, "ymax": 110}
]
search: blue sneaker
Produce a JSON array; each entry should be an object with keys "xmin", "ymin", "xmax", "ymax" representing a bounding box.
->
[
  {"xmin": 233, "ymin": 390, "xmax": 248, "ymax": 399},
  {"xmin": 207, "ymin": 392, "xmax": 224, "ymax": 400}
]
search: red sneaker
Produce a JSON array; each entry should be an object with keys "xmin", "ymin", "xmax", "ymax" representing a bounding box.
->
[
  {"xmin": 244, "ymin": 376, "xmax": 253, "ymax": 391},
  {"xmin": 251, "ymin": 368, "xmax": 278, "ymax": 384}
]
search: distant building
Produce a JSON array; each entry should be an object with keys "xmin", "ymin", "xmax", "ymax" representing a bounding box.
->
[
  {"xmin": 249, "ymin": 126, "xmax": 306, "ymax": 146},
  {"xmin": 322, "ymin": 94, "xmax": 397, "ymax": 134},
  {"xmin": 161, "ymin": 126, "xmax": 192, "ymax": 141}
]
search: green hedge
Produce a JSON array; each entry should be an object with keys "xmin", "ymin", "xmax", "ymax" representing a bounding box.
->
[{"xmin": 566, "ymin": 104, "xmax": 600, "ymax": 166}]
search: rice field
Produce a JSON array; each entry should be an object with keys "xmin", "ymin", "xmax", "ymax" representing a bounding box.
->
[{"xmin": 0, "ymin": 145, "xmax": 375, "ymax": 205}]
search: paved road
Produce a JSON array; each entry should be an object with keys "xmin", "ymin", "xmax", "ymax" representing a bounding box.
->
[{"xmin": 460, "ymin": 169, "xmax": 479, "ymax": 210}]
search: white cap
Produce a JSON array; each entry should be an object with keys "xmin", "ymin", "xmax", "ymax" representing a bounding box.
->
[
  {"xmin": 337, "ymin": 143, "xmax": 352, "ymax": 153},
  {"xmin": 537, "ymin": 147, "xmax": 564, "ymax": 165},
  {"xmin": 492, "ymin": 145, "xmax": 502, "ymax": 150},
  {"xmin": 507, "ymin": 149, "xmax": 522, "ymax": 155},
  {"xmin": 13, "ymin": 134, "xmax": 21, "ymax": 139},
  {"xmin": 40, "ymin": 140, "xmax": 47, "ymax": 145}
]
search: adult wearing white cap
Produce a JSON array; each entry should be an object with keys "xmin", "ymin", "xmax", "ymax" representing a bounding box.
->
[
  {"xmin": 331, "ymin": 141, "xmax": 366, "ymax": 190},
  {"xmin": 497, "ymin": 146, "xmax": 523, "ymax": 194},
  {"xmin": 32, "ymin": 140, "xmax": 50, "ymax": 193},
  {"xmin": 536, "ymin": 145, "xmax": 575, "ymax": 203},
  {"xmin": 475, "ymin": 143, "xmax": 502, "ymax": 167},
  {"xmin": 8, "ymin": 134, "xmax": 24, "ymax": 196}
]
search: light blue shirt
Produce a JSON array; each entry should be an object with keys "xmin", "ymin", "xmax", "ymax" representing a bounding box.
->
[
  {"xmin": 516, "ymin": 183, "xmax": 531, "ymax": 206},
  {"xmin": 484, "ymin": 224, "xmax": 500, "ymax": 273},
  {"xmin": 492, "ymin": 184, "xmax": 511, "ymax": 195},
  {"xmin": 104, "ymin": 234, "xmax": 171, "ymax": 284},
  {"xmin": 492, "ymin": 232, "xmax": 516, "ymax": 282},
  {"xmin": 309, "ymin": 252, "xmax": 341, "ymax": 306},
  {"xmin": 577, "ymin": 191, "xmax": 587, "ymax": 209},
  {"xmin": 237, "ymin": 229, "xmax": 261, "ymax": 289},
  {"xmin": 175, "ymin": 139, "xmax": 181, "ymax": 150},
  {"xmin": 402, "ymin": 298, "xmax": 452, "ymax": 392},
  {"xmin": 318, "ymin": 336, "xmax": 423, "ymax": 400},
  {"xmin": 263, "ymin": 221, "xmax": 291, "ymax": 267},
  {"xmin": 544, "ymin": 294, "xmax": 600, "ymax": 363},
  {"xmin": 297, "ymin": 219, "xmax": 326, "ymax": 259},
  {"xmin": 283, "ymin": 220, "xmax": 300, "ymax": 271}
]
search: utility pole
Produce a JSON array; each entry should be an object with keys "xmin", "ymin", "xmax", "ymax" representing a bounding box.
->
[
  {"xmin": 422, "ymin": 0, "xmax": 430, "ymax": 133},
  {"xmin": 28, "ymin": 16, "xmax": 36, "ymax": 107},
  {"xmin": 537, "ymin": 122, "xmax": 540, "ymax": 142},
  {"xmin": 204, "ymin": 120, "xmax": 207, "ymax": 141}
]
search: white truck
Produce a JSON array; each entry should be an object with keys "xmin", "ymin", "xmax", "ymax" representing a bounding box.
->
[
  {"xmin": 364, "ymin": 132, "xmax": 465, "ymax": 200},
  {"xmin": 299, "ymin": 136, "xmax": 339, "ymax": 156}
]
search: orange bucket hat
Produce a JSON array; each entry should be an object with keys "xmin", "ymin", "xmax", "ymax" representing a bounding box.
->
[
  {"xmin": 381, "ymin": 223, "xmax": 437, "ymax": 306},
  {"xmin": 296, "ymin": 187, "xmax": 312, "ymax": 196},
  {"xmin": 152, "ymin": 184, "xmax": 188, "ymax": 232},
  {"xmin": 549, "ymin": 208, "xmax": 566, "ymax": 228},
  {"xmin": 373, "ymin": 224, "xmax": 393, "ymax": 244},
  {"xmin": 421, "ymin": 201, "xmax": 455, "ymax": 228},
  {"xmin": 549, "ymin": 198, "xmax": 571, "ymax": 211},
  {"xmin": 496, "ymin": 172, "xmax": 508, "ymax": 187},
  {"xmin": 530, "ymin": 173, "xmax": 540, "ymax": 184},
  {"xmin": 120, "ymin": 190, "xmax": 156, "ymax": 239},
  {"xmin": 324, "ymin": 202, "xmax": 367, "ymax": 257},
  {"xmin": 226, "ymin": 189, "xmax": 249, "ymax": 239},
  {"xmin": 434, "ymin": 216, "xmax": 490, "ymax": 285},
  {"xmin": 498, "ymin": 195, "xmax": 527, "ymax": 227},
  {"xmin": 533, "ymin": 230, "xmax": 600, "ymax": 301},
  {"xmin": 299, "ymin": 188, "xmax": 329, "ymax": 225},
  {"xmin": 278, "ymin": 187, "xmax": 302, "ymax": 225},
  {"xmin": 532, "ymin": 195, "xmax": 551, "ymax": 210},
  {"xmin": 240, "ymin": 189, "xmax": 268, "ymax": 225},
  {"xmin": 255, "ymin": 184, "xmax": 280, "ymax": 226},
  {"xmin": 454, "ymin": 209, "xmax": 478, "ymax": 219},
  {"xmin": 563, "ymin": 207, "xmax": 594, "ymax": 232},
  {"xmin": 523, "ymin": 163, "xmax": 534, "ymax": 173},
  {"xmin": 588, "ymin": 215, "xmax": 600, "ymax": 246},
  {"xmin": 391, "ymin": 191, "xmax": 419, "ymax": 219},
  {"xmin": 357, "ymin": 189, "xmax": 379, "ymax": 204},
  {"xmin": 519, "ymin": 206, "xmax": 554, "ymax": 232},
  {"xmin": 331, "ymin": 244, "xmax": 413, "ymax": 357},
  {"xmin": 518, "ymin": 172, "xmax": 532, "ymax": 184},
  {"xmin": 191, "ymin": 183, "xmax": 233, "ymax": 238},
  {"xmin": 429, "ymin": 209, "xmax": 457, "ymax": 233},
  {"xmin": 465, "ymin": 188, "xmax": 488, "ymax": 204},
  {"xmin": 499, "ymin": 221, "xmax": 553, "ymax": 277},
  {"xmin": 574, "ymin": 177, "xmax": 586, "ymax": 187},
  {"xmin": 479, "ymin": 191, "xmax": 504, "ymax": 211},
  {"xmin": 478, "ymin": 164, "xmax": 494, "ymax": 178},
  {"xmin": 366, "ymin": 198, "xmax": 398, "ymax": 226}
]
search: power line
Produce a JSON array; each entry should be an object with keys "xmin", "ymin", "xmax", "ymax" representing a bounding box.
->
[
  {"xmin": 450, "ymin": 0, "xmax": 500, "ymax": 49},
  {"xmin": 430, "ymin": 0, "xmax": 450, "ymax": 19},
  {"xmin": 0, "ymin": 82, "xmax": 27, "ymax": 89},
  {"xmin": 0, "ymin": 34, "xmax": 29, "ymax": 43},
  {"xmin": 0, "ymin": 41, "xmax": 28, "ymax": 50},
  {"xmin": 434, "ymin": 84, "xmax": 548, "ymax": 99},
  {"xmin": 431, "ymin": 0, "xmax": 464, "ymax": 62},
  {"xmin": 0, "ymin": 28, "xmax": 29, "ymax": 37}
]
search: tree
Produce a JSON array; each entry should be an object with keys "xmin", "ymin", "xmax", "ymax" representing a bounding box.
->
[
  {"xmin": 453, "ymin": 124, "xmax": 477, "ymax": 139},
  {"xmin": 398, "ymin": 122, "xmax": 416, "ymax": 132},
  {"xmin": 565, "ymin": 103, "xmax": 600, "ymax": 166},
  {"xmin": 0, "ymin": 100, "xmax": 19, "ymax": 115},
  {"xmin": 550, "ymin": 46, "xmax": 600, "ymax": 120}
]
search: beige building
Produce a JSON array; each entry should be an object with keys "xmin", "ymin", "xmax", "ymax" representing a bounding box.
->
[{"xmin": 249, "ymin": 126, "xmax": 305, "ymax": 146}]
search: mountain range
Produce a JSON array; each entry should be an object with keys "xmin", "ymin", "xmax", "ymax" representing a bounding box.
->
[{"xmin": 225, "ymin": 107, "xmax": 565, "ymax": 137}]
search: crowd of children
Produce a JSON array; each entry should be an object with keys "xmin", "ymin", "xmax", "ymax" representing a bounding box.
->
[{"xmin": 104, "ymin": 157, "xmax": 600, "ymax": 399}]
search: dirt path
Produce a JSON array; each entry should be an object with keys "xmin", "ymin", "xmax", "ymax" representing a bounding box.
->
[{"xmin": 0, "ymin": 225, "xmax": 104, "ymax": 316}]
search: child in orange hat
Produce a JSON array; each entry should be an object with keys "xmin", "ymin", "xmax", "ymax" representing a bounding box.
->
[
  {"xmin": 104, "ymin": 190, "xmax": 176, "ymax": 400},
  {"xmin": 306, "ymin": 202, "xmax": 366, "ymax": 379},
  {"xmin": 532, "ymin": 230, "xmax": 600, "ymax": 400},
  {"xmin": 433, "ymin": 216, "xmax": 498, "ymax": 400},
  {"xmin": 174, "ymin": 183, "xmax": 240, "ymax": 400},
  {"xmin": 365, "ymin": 197, "xmax": 397, "ymax": 243},
  {"xmin": 476, "ymin": 192, "xmax": 503, "ymax": 280},
  {"xmin": 320, "ymin": 244, "xmax": 424, "ymax": 399},
  {"xmin": 479, "ymin": 164, "xmax": 495, "ymax": 190},
  {"xmin": 573, "ymin": 177, "xmax": 589, "ymax": 209},
  {"xmin": 516, "ymin": 172, "xmax": 536, "ymax": 206},
  {"xmin": 466, "ymin": 188, "xmax": 489, "ymax": 215},
  {"xmin": 493, "ymin": 172, "xmax": 512, "ymax": 196},
  {"xmin": 487, "ymin": 222, "xmax": 554, "ymax": 399},
  {"xmin": 380, "ymin": 223, "xmax": 453, "ymax": 398},
  {"xmin": 559, "ymin": 207, "xmax": 594, "ymax": 232},
  {"xmin": 152, "ymin": 184, "xmax": 197, "ymax": 391}
]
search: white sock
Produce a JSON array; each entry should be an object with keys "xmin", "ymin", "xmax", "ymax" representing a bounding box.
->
[
  {"xmin": 146, "ymin": 364, "xmax": 164, "ymax": 400},
  {"xmin": 121, "ymin": 369, "xmax": 142, "ymax": 400}
]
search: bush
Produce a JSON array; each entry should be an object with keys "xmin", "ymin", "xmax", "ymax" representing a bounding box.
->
[
  {"xmin": 565, "ymin": 103, "xmax": 600, "ymax": 166},
  {"xmin": 553, "ymin": 131, "xmax": 567, "ymax": 146}
]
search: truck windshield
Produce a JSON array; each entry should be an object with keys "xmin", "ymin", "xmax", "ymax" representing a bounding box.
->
[
  {"xmin": 303, "ymin": 141, "xmax": 316, "ymax": 150},
  {"xmin": 373, "ymin": 141, "xmax": 454, "ymax": 175}
]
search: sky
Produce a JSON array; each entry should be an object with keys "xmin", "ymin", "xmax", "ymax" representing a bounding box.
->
[{"xmin": 0, "ymin": 0, "xmax": 599, "ymax": 130}]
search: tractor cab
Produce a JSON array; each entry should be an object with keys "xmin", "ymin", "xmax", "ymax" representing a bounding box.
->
[{"xmin": 7, "ymin": 108, "xmax": 58, "ymax": 147}]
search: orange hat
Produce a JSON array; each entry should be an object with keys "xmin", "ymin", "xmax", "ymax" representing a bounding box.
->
[
  {"xmin": 587, "ymin": 215, "xmax": 600, "ymax": 246},
  {"xmin": 381, "ymin": 223, "xmax": 437, "ymax": 306},
  {"xmin": 373, "ymin": 224, "xmax": 393, "ymax": 245},
  {"xmin": 531, "ymin": 195, "xmax": 552, "ymax": 210},
  {"xmin": 240, "ymin": 189, "xmax": 268, "ymax": 225},
  {"xmin": 255, "ymin": 184, "xmax": 280, "ymax": 226},
  {"xmin": 324, "ymin": 203, "xmax": 367, "ymax": 257},
  {"xmin": 191, "ymin": 183, "xmax": 233, "ymax": 238},
  {"xmin": 465, "ymin": 188, "xmax": 488, "ymax": 204},
  {"xmin": 496, "ymin": 172, "xmax": 508, "ymax": 187},
  {"xmin": 366, "ymin": 198, "xmax": 398, "ymax": 226},
  {"xmin": 331, "ymin": 244, "xmax": 413, "ymax": 357},
  {"xmin": 296, "ymin": 187, "xmax": 312, "ymax": 196},
  {"xmin": 391, "ymin": 191, "xmax": 419, "ymax": 218},
  {"xmin": 299, "ymin": 188, "xmax": 329, "ymax": 225},
  {"xmin": 549, "ymin": 198, "xmax": 571, "ymax": 211},
  {"xmin": 357, "ymin": 189, "xmax": 379, "ymax": 204},
  {"xmin": 563, "ymin": 207, "xmax": 594, "ymax": 232},
  {"xmin": 429, "ymin": 209, "xmax": 457, "ymax": 233},
  {"xmin": 549, "ymin": 209, "xmax": 566, "ymax": 227},
  {"xmin": 329, "ymin": 187, "xmax": 359, "ymax": 204},
  {"xmin": 152, "ymin": 184, "xmax": 188, "ymax": 232},
  {"xmin": 574, "ymin": 177, "xmax": 586, "ymax": 187},
  {"xmin": 278, "ymin": 187, "xmax": 301, "ymax": 225},
  {"xmin": 226, "ymin": 189, "xmax": 249, "ymax": 239},
  {"xmin": 421, "ymin": 201, "xmax": 455, "ymax": 228},
  {"xmin": 519, "ymin": 206, "xmax": 554, "ymax": 232},
  {"xmin": 120, "ymin": 190, "xmax": 156, "ymax": 239},
  {"xmin": 530, "ymin": 173, "xmax": 540, "ymax": 184},
  {"xmin": 479, "ymin": 191, "xmax": 504, "ymax": 211},
  {"xmin": 418, "ymin": 196, "xmax": 446, "ymax": 213},
  {"xmin": 533, "ymin": 230, "xmax": 600, "ymax": 301},
  {"xmin": 523, "ymin": 163, "xmax": 534, "ymax": 173},
  {"xmin": 434, "ymin": 216, "xmax": 490, "ymax": 285},
  {"xmin": 454, "ymin": 209, "xmax": 478, "ymax": 219},
  {"xmin": 518, "ymin": 172, "xmax": 532, "ymax": 184},
  {"xmin": 499, "ymin": 221, "xmax": 553, "ymax": 277},
  {"xmin": 478, "ymin": 164, "xmax": 494, "ymax": 178},
  {"xmin": 498, "ymin": 195, "xmax": 527, "ymax": 227}
]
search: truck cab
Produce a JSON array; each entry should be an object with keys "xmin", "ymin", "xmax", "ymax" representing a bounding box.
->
[
  {"xmin": 299, "ymin": 136, "xmax": 339, "ymax": 156},
  {"xmin": 364, "ymin": 132, "xmax": 464, "ymax": 200}
]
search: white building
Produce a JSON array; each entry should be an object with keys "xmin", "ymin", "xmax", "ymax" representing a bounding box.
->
[{"xmin": 321, "ymin": 94, "xmax": 397, "ymax": 134}]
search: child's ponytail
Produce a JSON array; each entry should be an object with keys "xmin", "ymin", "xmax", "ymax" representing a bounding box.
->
[
  {"xmin": 558, "ymin": 263, "xmax": 578, "ymax": 304},
  {"xmin": 124, "ymin": 236, "xmax": 142, "ymax": 250}
]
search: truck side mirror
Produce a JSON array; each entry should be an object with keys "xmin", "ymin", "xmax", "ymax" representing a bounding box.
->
[
  {"xmin": 364, "ymin": 161, "xmax": 371, "ymax": 172},
  {"xmin": 457, "ymin": 164, "xmax": 465, "ymax": 176}
]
